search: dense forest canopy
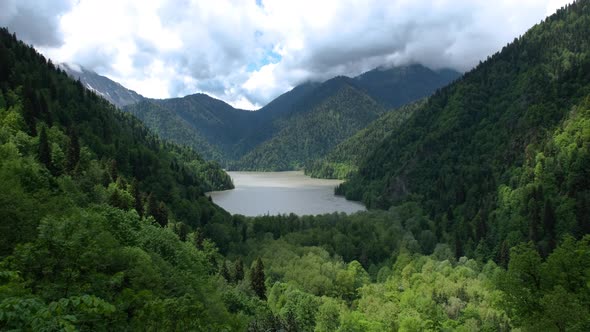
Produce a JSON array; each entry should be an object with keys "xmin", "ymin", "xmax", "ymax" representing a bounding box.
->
[{"xmin": 1, "ymin": 0, "xmax": 590, "ymax": 331}]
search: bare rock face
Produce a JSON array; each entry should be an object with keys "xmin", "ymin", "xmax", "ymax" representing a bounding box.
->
[{"xmin": 60, "ymin": 63, "xmax": 144, "ymax": 108}]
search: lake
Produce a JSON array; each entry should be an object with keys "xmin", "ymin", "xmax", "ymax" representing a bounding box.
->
[{"xmin": 207, "ymin": 171, "xmax": 366, "ymax": 216}]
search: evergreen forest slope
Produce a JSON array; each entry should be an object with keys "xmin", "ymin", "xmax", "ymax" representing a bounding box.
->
[
  {"xmin": 123, "ymin": 65, "xmax": 458, "ymax": 168},
  {"xmin": 1, "ymin": 2, "xmax": 590, "ymax": 331},
  {"xmin": 338, "ymin": 0, "xmax": 590, "ymax": 258},
  {"xmin": 305, "ymin": 99, "xmax": 426, "ymax": 179}
]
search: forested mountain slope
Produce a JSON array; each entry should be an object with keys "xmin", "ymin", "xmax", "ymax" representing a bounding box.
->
[
  {"xmin": 125, "ymin": 93, "xmax": 258, "ymax": 161},
  {"xmin": 122, "ymin": 65, "xmax": 458, "ymax": 167},
  {"xmin": 2, "ymin": 1, "xmax": 590, "ymax": 329},
  {"xmin": 232, "ymin": 79, "xmax": 386, "ymax": 170},
  {"xmin": 305, "ymin": 99, "xmax": 426, "ymax": 179},
  {"xmin": 355, "ymin": 65, "xmax": 459, "ymax": 108},
  {"xmin": 0, "ymin": 28, "xmax": 243, "ymax": 330},
  {"xmin": 338, "ymin": 0, "xmax": 590, "ymax": 257}
]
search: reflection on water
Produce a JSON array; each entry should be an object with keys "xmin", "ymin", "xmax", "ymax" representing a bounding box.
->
[{"xmin": 207, "ymin": 171, "xmax": 366, "ymax": 216}]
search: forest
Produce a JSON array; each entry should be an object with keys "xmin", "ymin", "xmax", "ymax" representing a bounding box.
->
[{"xmin": 1, "ymin": 0, "xmax": 590, "ymax": 331}]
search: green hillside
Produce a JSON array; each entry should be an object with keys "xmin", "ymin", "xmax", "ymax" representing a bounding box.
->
[
  {"xmin": 355, "ymin": 65, "xmax": 459, "ymax": 108},
  {"xmin": 122, "ymin": 66, "xmax": 458, "ymax": 169},
  {"xmin": 2, "ymin": 1, "xmax": 590, "ymax": 330},
  {"xmin": 0, "ymin": 27, "xmax": 244, "ymax": 330},
  {"xmin": 232, "ymin": 82, "xmax": 385, "ymax": 170},
  {"xmin": 124, "ymin": 99, "xmax": 225, "ymax": 162},
  {"xmin": 305, "ymin": 99, "xmax": 425, "ymax": 179},
  {"xmin": 338, "ymin": 0, "xmax": 590, "ymax": 257}
]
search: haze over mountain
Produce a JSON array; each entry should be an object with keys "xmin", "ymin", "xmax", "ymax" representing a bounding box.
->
[{"xmin": 60, "ymin": 63, "xmax": 144, "ymax": 108}]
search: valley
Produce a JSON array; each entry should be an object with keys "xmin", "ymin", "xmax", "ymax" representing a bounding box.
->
[{"xmin": 1, "ymin": 1, "xmax": 589, "ymax": 331}]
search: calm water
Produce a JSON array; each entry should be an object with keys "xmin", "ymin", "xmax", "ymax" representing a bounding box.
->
[{"xmin": 207, "ymin": 171, "xmax": 366, "ymax": 216}]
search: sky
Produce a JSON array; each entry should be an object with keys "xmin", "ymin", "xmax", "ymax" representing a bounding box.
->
[{"xmin": 0, "ymin": 0, "xmax": 573, "ymax": 109}]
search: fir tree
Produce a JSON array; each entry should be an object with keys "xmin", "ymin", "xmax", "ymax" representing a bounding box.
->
[
  {"xmin": 130, "ymin": 179, "xmax": 143, "ymax": 217},
  {"xmin": 66, "ymin": 127, "xmax": 80, "ymax": 173},
  {"xmin": 234, "ymin": 258, "xmax": 244, "ymax": 282},
  {"xmin": 251, "ymin": 257, "xmax": 266, "ymax": 300},
  {"xmin": 220, "ymin": 261, "xmax": 231, "ymax": 282},
  {"xmin": 38, "ymin": 126, "xmax": 51, "ymax": 170}
]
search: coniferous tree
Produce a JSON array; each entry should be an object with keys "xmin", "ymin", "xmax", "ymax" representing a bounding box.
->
[
  {"xmin": 194, "ymin": 227, "xmax": 205, "ymax": 250},
  {"xmin": 147, "ymin": 193, "xmax": 158, "ymax": 222},
  {"xmin": 251, "ymin": 257, "xmax": 266, "ymax": 300},
  {"xmin": 220, "ymin": 261, "xmax": 231, "ymax": 282},
  {"xmin": 543, "ymin": 200, "xmax": 557, "ymax": 251},
  {"xmin": 23, "ymin": 82, "xmax": 38, "ymax": 136},
  {"xmin": 66, "ymin": 127, "xmax": 80, "ymax": 173},
  {"xmin": 38, "ymin": 126, "xmax": 51, "ymax": 170},
  {"xmin": 156, "ymin": 202, "xmax": 168, "ymax": 227},
  {"xmin": 130, "ymin": 179, "xmax": 143, "ymax": 217},
  {"xmin": 234, "ymin": 258, "xmax": 244, "ymax": 282}
]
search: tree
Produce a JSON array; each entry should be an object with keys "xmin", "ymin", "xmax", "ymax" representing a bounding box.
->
[
  {"xmin": 130, "ymin": 179, "xmax": 143, "ymax": 217},
  {"xmin": 543, "ymin": 200, "xmax": 556, "ymax": 251},
  {"xmin": 38, "ymin": 126, "xmax": 52, "ymax": 171},
  {"xmin": 66, "ymin": 127, "xmax": 80, "ymax": 173},
  {"xmin": 234, "ymin": 259, "xmax": 244, "ymax": 282},
  {"xmin": 220, "ymin": 261, "xmax": 231, "ymax": 282},
  {"xmin": 147, "ymin": 193, "xmax": 168, "ymax": 227},
  {"xmin": 251, "ymin": 257, "xmax": 266, "ymax": 300},
  {"xmin": 156, "ymin": 202, "xmax": 168, "ymax": 227}
]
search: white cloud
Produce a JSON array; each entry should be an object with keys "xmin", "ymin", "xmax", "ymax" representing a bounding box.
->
[{"xmin": 3, "ymin": 0, "xmax": 574, "ymax": 109}]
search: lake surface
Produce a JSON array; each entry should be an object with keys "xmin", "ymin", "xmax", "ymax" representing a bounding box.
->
[{"xmin": 207, "ymin": 171, "xmax": 366, "ymax": 216}]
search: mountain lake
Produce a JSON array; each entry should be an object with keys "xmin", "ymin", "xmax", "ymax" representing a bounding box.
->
[{"xmin": 207, "ymin": 171, "xmax": 366, "ymax": 216}]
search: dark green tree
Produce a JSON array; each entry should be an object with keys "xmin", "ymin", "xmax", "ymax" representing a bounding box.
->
[
  {"xmin": 234, "ymin": 258, "xmax": 244, "ymax": 282},
  {"xmin": 130, "ymin": 179, "xmax": 143, "ymax": 217},
  {"xmin": 66, "ymin": 127, "xmax": 80, "ymax": 173},
  {"xmin": 38, "ymin": 126, "xmax": 51, "ymax": 171},
  {"xmin": 251, "ymin": 257, "xmax": 266, "ymax": 300},
  {"xmin": 220, "ymin": 261, "xmax": 231, "ymax": 282}
]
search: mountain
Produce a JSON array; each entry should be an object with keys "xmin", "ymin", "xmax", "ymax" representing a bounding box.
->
[
  {"xmin": 305, "ymin": 99, "xmax": 426, "ymax": 179},
  {"xmin": 119, "ymin": 64, "xmax": 458, "ymax": 168},
  {"xmin": 125, "ymin": 93, "xmax": 258, "ymax": 161},
  {"xmin": 0, "ymin": 27, "xmax": 243, "ymax": 329},
  {"xmin": 355, "ymin": 64, "xmax": 460, "ymax": 108},
  {"xmin": 60, "ymin": 63, "xmax": 144, "ymax": 108},
  {"xmin": 338, "ymin": 0, "xmax": 590, "ymax": 258},
  {"xmin": 233, "ymin": 79, "xmax": 386, "ymax": 170}
]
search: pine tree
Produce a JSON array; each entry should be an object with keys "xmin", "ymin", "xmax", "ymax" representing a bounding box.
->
[
  {"xmin": 66, "ymin": 127, "xmax": 80, "ymax": 173},
  {"xmin": 543, "ymin": 200, "xmax": 557, "ymax": 251},
  {"xmin": 220, "ymin": 261, "xmax": 231, "ymax": 282},
  {"xmin": 130, "ymin": 179, "xmax": 143, "ymax": 217},
  {"xmin": 251, "ymin": 257, "xmax": 266, "ymax": 300},
  {"xmin": 194, "ymin": 227, "xmax": 205, "ymax": 250},
  {"xmin": 38, "ymin": 126, "xmax": 52, "ymax": 170},
  {"xmin": 147, "ymin": 193, "xmax": 159, "ymax": 223},
  {"xmin": 234, "ymin": 259, "xmax": 244, "ymax": 282},
  {"xmin": 156, "ymin": 202, "xmax": 168, "ymax": 227}
]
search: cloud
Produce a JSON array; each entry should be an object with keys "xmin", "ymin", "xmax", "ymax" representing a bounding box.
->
[
  {"xmin": 0, "ymin": 0, "xmax": 73, "ymax": 47},
  {"xmin": 4, "ymin": 0, "xmax": 574, "ymax": 109}
]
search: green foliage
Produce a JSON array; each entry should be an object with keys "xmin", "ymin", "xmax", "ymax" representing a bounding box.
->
[
  {"xmin": 339, "ymin": 0, "xmax": 590, "ymax": 259},
  {"xmin": 305, "ymin": 99, "xmax": 424, "ymax": 179},
  {"xmin": 124, "ymin": 66, "xmax": 457, "ymax": 170},
  {"xmin": 0, "ymin": 27, "xmax": 243, "ymax": 330},
  {"xmin": 234, "ymin": 83, "xmax": 386, "ymax": 171},
  {"xmin": 498, "ymin": 236, "xmax": 590, "ymax": 331},
  {"xmin": 251, "ymin": 258, "xmax": 267, "ymax": 300}
]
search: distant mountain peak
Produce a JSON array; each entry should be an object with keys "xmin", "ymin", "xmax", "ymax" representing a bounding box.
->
[{"xmin": 59, "ymin": 63, "xmax": 144, "ymax": 108}]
